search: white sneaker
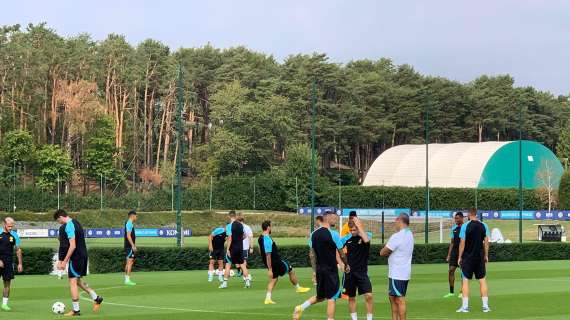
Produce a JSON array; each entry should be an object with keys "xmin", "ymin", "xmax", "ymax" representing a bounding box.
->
[
  {"xmin": 456, "ymin": 307, "xmax": 470, "ymax": 313},
  {"xmin": 483, "ymin": 306, "xmax": 491, "ymax": 313},
  {"xmin": 219, "ymin": 282, "xmax": 228, "ymax": 289},
  {"xmin": 245, "ymin": 279, "xmax": 251, "ymax": 288}
]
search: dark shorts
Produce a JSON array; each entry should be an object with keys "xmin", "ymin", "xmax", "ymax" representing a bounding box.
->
[
  {"xmin": 316, "ymin": 270, "xmax": 341, "ymax": 300},
  {"xmin": 461, "ymin": 258, "xmax": 486, "ymax": 280},
  {"xmin": 272, "ymin": 260, "xmax": 293, "ymax": 279},
  {"xmin": 226, "ymin": 249, "xmax": 244, "ymax": 265},
  {"xmin": 125, "ymin": 247, "xmax": 136, "ymax": 260},
  {"xmin": 242, "ymin": 250, "xmax": 249, "ymax": 260},
  {"xmin": 449, "ymin": 253, "xmax": 459, "ymax": 268},
  {"xmin": 388, "ymin": 278, "xmax": 409, "ymax": 297},
  {"xmin": 209, "ymin": 248, "xmax": 224, "ymax": 261},
  {"xmin": 344, "ymin": 271, "xmax": 372, "ymax": 297},
  {"xmin": 68, "ymin": 257, "xmax": 88, "ymax": 279},
  {"xmin": 0, "ymin": 258, "xmax": 14, "ymax": 281}
]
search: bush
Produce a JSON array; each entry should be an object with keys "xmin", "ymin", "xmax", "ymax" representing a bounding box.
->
[
  {"xmin": 18, "ymin": 247, "xmax": 54, "ymax": 275},
  {"xmin": 559, "ymin": 171, "xmax": 570, "ymax": 209},
  {"xmin": 87, "ymin": 242, "xmax": 570, "ymax": 274}
]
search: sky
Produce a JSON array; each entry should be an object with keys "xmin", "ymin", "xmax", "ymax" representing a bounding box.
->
[{"xmin": 2, "ymin": 0, "xmax": 569, "ymax": 95}]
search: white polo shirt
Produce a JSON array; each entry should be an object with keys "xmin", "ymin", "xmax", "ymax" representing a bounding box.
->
[
  {"xmin": 386, "ymin": 228, "xmax": 414, "ymax": 280},
  {"xmin": 242, "ymin": 223, "xmax": 253, "ymax": 250}
]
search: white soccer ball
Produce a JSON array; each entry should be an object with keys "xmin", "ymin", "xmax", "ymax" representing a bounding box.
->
[
  {"xmin": 52, "ymin": 302, "xmax": 66, "ymax": 314},
  {"xmin": 229, "ymin": 269, "xmax": 235, "ymax": 277}
]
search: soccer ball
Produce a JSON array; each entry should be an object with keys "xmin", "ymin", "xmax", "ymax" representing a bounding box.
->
[
  {"xmin": 229, "ymin": 269, "xmax": 235, "ymax": 277},
  {"xmin": 52, "ymin": 302, "xmax": 66, "ymax": 314}
]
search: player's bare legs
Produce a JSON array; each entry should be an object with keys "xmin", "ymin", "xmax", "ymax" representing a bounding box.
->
[
  {"xmin": 76, "ymin": 278, "xmax": 103, "ymax": 313},
  {"xmin": 395, "ymin": 297, "xmax": 406, "ymax": 320},
  {"xmin": 348, "ymin": 296, "xmax": 357, "ymax": 314},
  {"xmin": 389, "ymin": 296, "xmax": 399, "ymax": 320},
  {"xmin": 479, "ymin": 278, "xmax": 490, "ymax": 312},
  {"xmin": 364, "ymin": 293, "xmax": 374, "ymax": 317},
  {"xmin": 293, "ymin": 296, "xmax": 322, "ymax": 319},
  {"xmin": 326, "ymin": 298, "xmax": 336, "ymax": 319}
]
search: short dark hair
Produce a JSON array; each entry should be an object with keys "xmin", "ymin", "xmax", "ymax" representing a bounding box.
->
[
  {"xmin": 229, "ymin": 210, "xmax": 236, "ymax": 217},
  {"xmin": 316, "ymin": 216, "xmax": 324, "ymax": 222},
  {"xmin": 262, "ymin": 220, "xmax": 271, "ymax": 231},
  {"xmin": 53, "ymin": 209, "xmax": 68, "ymax": 220},
  {"xmin": 323, "ymin": 210, "xmax": 335, "ymax": 216},
  {"xmin": 349, "ymin": 211, "xmax": 357, "ymax": 217},
  {"xmin": 128, "ymin": 210, "xmax": 137, "ymax": 216},
  {"xmin": 455, "ymin": 211, "xmax": 464, "ymax": 218},
  {"xmin": 398, "ymin": 213, "xmax": 410, "ymax": 226},
  {"xmin": 468, "ymin": 208, "xmax": 477, "ymax": 217}
]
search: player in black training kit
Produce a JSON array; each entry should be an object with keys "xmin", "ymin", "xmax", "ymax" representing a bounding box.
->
[
  {"xmin": 0, "ymin": 217, "xmax": 23, "ymax": 311},
  {"xmin": 341, "ymin": 218, "xmax": 374, "ymax": 320},
  {"xmin": 457, "ymin": 208, "xmax": 490, "ymax": 313},
  {"xmin": 54, "ymin": 209, "xmax": 103, "ymax": 316},
  {"xmin": 444, "ymin": 212, "xmax": 464, "ymax": 298},
  {"xmin": 208, "ymin": 226, "xmax": 226, "ymax": 282},
  {"xmin": 293, "ymin": 211, "xmax": 349, "ymax": 320},
  {"xmin": 124, "ymin": 210, "xmax": 137, "ymax": 286},
  {"xmin": 219, "ymin": 211, "xmax": 250, "ymax": 289},
  {"xmin": 258, "ymin": 220, "xmax": 310, "ymax": 305}
]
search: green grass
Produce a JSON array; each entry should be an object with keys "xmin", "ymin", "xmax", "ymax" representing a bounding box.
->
[{"xmin": 3, "ymin": 260, "xmax": 569, "ymax": 319}]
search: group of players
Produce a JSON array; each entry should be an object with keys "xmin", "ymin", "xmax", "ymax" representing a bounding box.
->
[
  {"xmin": 208, "ymin": 208, "xmax": 491, "ymax": 320},
  {"xmin": 0, "ymin": 205, "xmax": 491, "ymax": 319}
]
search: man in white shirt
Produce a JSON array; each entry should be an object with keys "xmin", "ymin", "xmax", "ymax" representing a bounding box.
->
[
  {"xmin": 380, "ymin": 213, "xmax": 414, "ymax": 320},
  {"xmin": 237, "ymin": 216, "xmax": 253, "ymax": 278}
]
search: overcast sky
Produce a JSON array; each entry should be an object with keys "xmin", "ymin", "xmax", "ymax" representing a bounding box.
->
[{"xmin": 2, "ymin": 0, "xmax": 568, "ymax": 95}]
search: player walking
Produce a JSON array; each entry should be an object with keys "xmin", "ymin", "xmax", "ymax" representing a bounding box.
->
[
  {"xmin": 208, "ymin": 226, "xmax": 226, "ymax": 282},
  {"xmin": 380, "ymin": 213, "xmax": 414, "ymax": 320},
  {"xmin": 341, "ymin": 218, "xmax": 374, "ymax": 320},
  {"xmin": 54, "ymin": 209, "xmax": 103, "ymax": 316},
  {"xmin": 236, "ymin": 216, "xmax": 253, "ymax": 278},
  {"xmin": 219, "ymin": 211, "xmax": 251, "ymax": 289},
  {"xmin": 124, "ymin": 210, "xmax": 137, "ymax": 286},
  {"xmin": 444, "ymin": 212, "xmax": 464, "ymax": 298},
  {"xmin": 258, "ymin": 220, "xmax": 310, "ymax": 305},
  {"xmin": 0, "ymin": 217, "xmax": 23, "ymax": 311},
  {"xmin": 293, "ymin": 211, "xmax": 349, "ymax": 320},
  {"xmin": 456, "ymin": 209, "xmax": 491, "ymax": 313}
]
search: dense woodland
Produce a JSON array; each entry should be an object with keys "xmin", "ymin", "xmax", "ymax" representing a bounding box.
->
[{"xmin": 1, "ymin": 23, "xmax": 569, "ymax": 196}]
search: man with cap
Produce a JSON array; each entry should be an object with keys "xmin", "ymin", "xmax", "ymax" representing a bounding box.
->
[{"xmin": 380, "ymin": 213, "xmax": 414, "ymax": 320}]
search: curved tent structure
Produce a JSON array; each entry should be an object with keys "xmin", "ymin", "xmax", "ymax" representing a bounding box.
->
[{"xmin": 362, "ymin": 141, "xmax": 564, "ymax": 189}]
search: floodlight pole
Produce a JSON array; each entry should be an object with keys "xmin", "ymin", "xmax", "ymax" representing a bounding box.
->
[
  {"xmin": 518, "ymin": 103, "xmax": 524, "ymax": 243},
  {"xmin": 175, "ymin": 64, "xmax": 184, "ymax": 247},
  {"xmin": 310, "ymin": 80, "xmax": 317, "ymax": 232},
  {"xmin": 425, "ymin": 99, "xmax": 430, "ymax": 244}
]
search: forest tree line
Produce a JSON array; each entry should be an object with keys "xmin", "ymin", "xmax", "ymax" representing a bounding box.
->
[{"xmin": 1, "ymin": 23, "xmax": 569, "ymax": 195}]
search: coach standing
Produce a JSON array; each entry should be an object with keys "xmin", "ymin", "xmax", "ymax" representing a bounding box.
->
[
  {"xmin": 0, "ymin": 217, "xmax": 23, "ymax": 311},
  {"xmin": 380, "ymin": 213, "xmax": 414, "ymax": 320}
]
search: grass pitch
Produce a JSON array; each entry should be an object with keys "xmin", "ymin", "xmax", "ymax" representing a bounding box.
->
[{"xmin": 3, "ymin": 260, "xmax": 568, "ymax": 319}]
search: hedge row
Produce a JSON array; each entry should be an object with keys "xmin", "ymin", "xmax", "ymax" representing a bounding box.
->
[
  {"xmin": 17, "ymin": 243, "xmax": 570, "ymax": 275},
  {"xmin": 0, "ymin": 183, "xmax": 550, "ymax": 213}
]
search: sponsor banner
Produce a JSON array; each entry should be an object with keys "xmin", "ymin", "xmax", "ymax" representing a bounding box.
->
[
  {"xmin": 47, "ymin": 228, "xmax": 193, "ymax": 238},
  {"xmin": 341, "ymin": 208, "xmax": 411, "ymax": 217},
  {"xmin": 16, "ymin": 229, "xmax": 50, "ymax": 238},
  {"xmin": 298, "ymin": 207, "xmax": 341, "ymax": 216},
  {"xmin": 412, "ymin": 210, "xmax": 462, "ymax": 218},
  {"xmin": 479, "ymin": 210, "xmax": 570, "ymax": 220}
]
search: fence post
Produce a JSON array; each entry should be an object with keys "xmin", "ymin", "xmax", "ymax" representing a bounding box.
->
[{"xmin": 209, "ymin": 176, "xmax": 213, "ymax": 211}]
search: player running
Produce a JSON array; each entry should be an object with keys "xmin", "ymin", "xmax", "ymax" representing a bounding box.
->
[
  {"xmin": 54, "ymin": 209, "xmax": 103, "ymax": 316},
  {"xmin": 208, "ymin": 226, "xmax": 226, "ymax": 282},
  {"xmin": 124, "ymin": 210, "xmax": 137, "ymax": 286},
  {"xmin": 293, "ymin": 211, "xmax": 349, "ymax": 320},
  {"xmin": 456, "ymin": 209, "xmax": 491, "ymax": 313},
  {"xmin": 340, "ymin": 218, "xmax": 374, "ymax": 320},
  {"xmin": 444, "ymin": 212, "xmax": 464, "ymax": 298},
  {"xmin": 258, "ymin": 220, "xmax": 310, "ymax": 305},
  {"xmin": 0, "ymin": 217, "xmax": 23, "ymax": 311},
  {"xmin": 219, "ymin": 211, "xmax": 251, "ymax": 289},
  {"xmin": 380, "ymin": 213, "xmax": 414, "ymax": 320}
]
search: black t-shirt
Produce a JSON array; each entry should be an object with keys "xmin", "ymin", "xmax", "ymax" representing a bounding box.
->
[
  {"xmin": 228, "ymin": 221, "xmax": 244, "ymax": 252},
  {"xmin": 342, "ymin": 234, "xmax": 371, "ymax": 273},
  {"xmin": 0, "ymin": 231, "xmax": 20, "ymax": 260},
  {"xmin": 450, "ymin": 224, "xmax": 462, "ymax": 255},
  {"xmin": 309, "ymin": 227, "xmax": 343, "ymax": 273},
  {"xmin": 211, "ymin": 227, "xmax": 227, "ymax": 250},
  {"xmin": 258, "ymin": 234, "xmax": 281, "ymax": 268},
  {"xmin": 124, "ymin": 219, "xmax": 136, "ymax": 249},
  {"xmin": 459, "ymin": 220, "xmax": 489, "ymax": 261},
  {"xmin": 58, "ymin": 219, "xmax": 87, "ymax": 261}
]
